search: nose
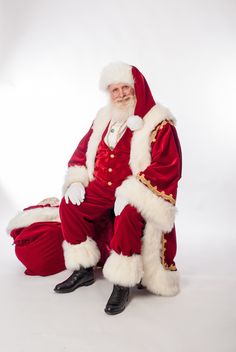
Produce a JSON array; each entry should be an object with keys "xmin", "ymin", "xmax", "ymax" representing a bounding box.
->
[{"xmin": 118, "ymin": 87, "xmax": 124, "ymax": 97}]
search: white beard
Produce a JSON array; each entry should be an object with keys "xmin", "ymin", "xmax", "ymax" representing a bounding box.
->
[{"xmin": 108, "ymin": 96, "xmax": 136, "ymax": 123}]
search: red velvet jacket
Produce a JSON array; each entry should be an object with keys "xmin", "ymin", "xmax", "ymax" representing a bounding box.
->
[{"xmin": 65, "ymin": 116, "xmax": 182, "ymax": 208}]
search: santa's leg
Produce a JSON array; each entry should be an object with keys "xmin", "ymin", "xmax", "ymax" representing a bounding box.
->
[
  {"xmin": 54, "ymin": 180, "xmax": 115, "ymax": 293},
  {"xmin": 103, "ymin": 204, "xmax": 146, "ymax": 314}
]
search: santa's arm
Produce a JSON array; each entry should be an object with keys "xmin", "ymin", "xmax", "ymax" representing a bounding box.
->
[
  {"xmin": 115, "ymin": 120, "xmax": 182, "ymax": 233},
  {"xmin": 62, "ymin": 122, "xmax": 94, "ymax": 196}
]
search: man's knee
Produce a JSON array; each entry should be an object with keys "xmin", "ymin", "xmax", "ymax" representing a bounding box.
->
[
  {"xmin": 120, "ymin": 204, "xmax": 142, "ymax": 221},
  {"xmin": 59, "ymin": 196, "xmax": 80, "ymax": 219},
  {"xmin": 118, "ymin": 204, "xmax": 146, "ymax": 233}
]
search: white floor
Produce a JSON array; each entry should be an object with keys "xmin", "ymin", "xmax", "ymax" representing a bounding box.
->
[{"xmin": 1, "ymin": 210, "xmax": 235, "ymax": 352}]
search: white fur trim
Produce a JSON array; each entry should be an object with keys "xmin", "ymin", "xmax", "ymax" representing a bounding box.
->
[
  {"xmin": 62, "ymin": 165, "xmax": 89, "ymax": 196},
  {"xmin": 115, "ymin": 175, "xmax": 177, "ymax": 233},
  {"xmin": 99, "ymin": 61, "xmax": 134, "ymax": 90},
  {"xmin": 62, "ymin": 237, "xmax": 101, "ymax": 270},
  {"xmin": 141, "ymin": 223, "xmax": 180, "ymax": 296},
  {"xmin": 86, "ymin": 106, "xmax": 111, "ymax": 181},
  {"xmin": 103, "ymin": 250, "xmax": 143, "ymax": 287},
  {"xmin": 129, "ymin": 103, "xmax": 176, "ymax": 174},
  {"xmin": 145, "ymin": 268, "xmax": 180, "ymax": 296},
  {"xmin": 6, "ymin": 206, "xmax": 59, "ymax": 233},
  {"xmin": 127, "ymin": 115, "xmax": 144, "ymax": 131}
]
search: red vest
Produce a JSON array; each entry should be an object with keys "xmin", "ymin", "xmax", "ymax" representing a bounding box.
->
[{"xmin": 94, "ymin": 122, "xmax": 133, "ymax": 190}]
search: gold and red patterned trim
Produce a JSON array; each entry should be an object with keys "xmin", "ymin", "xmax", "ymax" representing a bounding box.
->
[
  {"xmin": 150, "ymin": 119, "xmax": 175, "ymax": 143},
  {"xmin": 136, "ymin": 173, "xmax": 176, "ymax": 205},
  {"xmin": 160, "ymin": 233, "xmax": 177, "ymax": 271}
]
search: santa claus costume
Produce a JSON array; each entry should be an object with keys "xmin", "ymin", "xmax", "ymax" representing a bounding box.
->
[
  {"xmin": 6, "ymin": 197, "xmax": 66, "ymax": 276},
  {"xmin": 54, "ymin": 62, "xmax": 182, "ymax": 315}
]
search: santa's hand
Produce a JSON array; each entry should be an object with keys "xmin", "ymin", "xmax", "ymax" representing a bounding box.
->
[
  {"xmin": 65, "ymin": 182, "xmax": 85, "ymax": 206},
  {"xmin": 114, "ymin": 196, "xmax": 129, "ymax": 216}
]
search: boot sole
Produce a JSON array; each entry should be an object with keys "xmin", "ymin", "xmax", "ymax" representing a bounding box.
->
[
  {"xmin": 104, "ymin": 296, "xmax": 129, "ymax": 315},
  {"xmin": 54, "ymin": 278, "xmax": 95, "ymax": 294},
  {"xmin": 104, "ymin": 305, "xmax": 126, "ymax": 315}
]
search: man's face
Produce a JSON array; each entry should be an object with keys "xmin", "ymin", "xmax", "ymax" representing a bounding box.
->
[{"xmin": 108, "ymin": 83, "xmax": 135, "ymax": 107}]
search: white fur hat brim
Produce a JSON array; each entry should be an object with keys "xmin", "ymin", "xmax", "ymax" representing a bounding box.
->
[{"xmin": 99, "ymin": 61, "xmax": 134, "ymax": 90}]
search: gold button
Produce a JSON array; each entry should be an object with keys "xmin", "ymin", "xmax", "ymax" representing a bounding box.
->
[
  {"xmin": 110, "ymin": 154, "xmax": 115, "ymax": 158},
  {"xmin": 108, "ymin": 168, "xmax": 112, "ymax": 172},
  {"xmin": 107, "ymin": 181, "xmax": 112, "ymax": 186}
]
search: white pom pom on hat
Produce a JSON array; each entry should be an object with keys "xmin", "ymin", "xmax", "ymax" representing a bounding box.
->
[
  {"xmin": 99, "ymin": 61, "xmax": 134, "ymax": 90},
  {"xmin": 127, "ymin": 115, "xmax": 144, "ymax": 131}
]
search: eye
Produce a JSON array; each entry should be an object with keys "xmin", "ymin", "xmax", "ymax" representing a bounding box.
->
[{"xmin": 112, "ymin": 88, "xmax": 118, "ymax": 93}]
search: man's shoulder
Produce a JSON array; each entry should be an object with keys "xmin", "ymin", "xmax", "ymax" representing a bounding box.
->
[
  {"xmin": 150, "ymin": 119, "xmax": 176, "ymax": 144},
  {"xmin": 144, "ymin": 102, "xmax": 177, "ymax": 134},
  {"xmin": 91, "ymin": 104, "xmax": 111, "ymax": 130}
]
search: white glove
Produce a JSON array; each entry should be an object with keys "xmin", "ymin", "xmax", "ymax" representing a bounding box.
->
[
  {"xmin": 114, "ymin": 196, "xmax": 129, "ymax": 216},
  {"xmin": 65, "ymin": 182, "xmax": 85, "ymax": 206}
]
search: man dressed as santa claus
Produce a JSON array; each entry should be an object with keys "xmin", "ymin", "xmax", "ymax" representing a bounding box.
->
[{"xmin": 54, "ymin": 61, "xmax": 182, "ymax": 315}]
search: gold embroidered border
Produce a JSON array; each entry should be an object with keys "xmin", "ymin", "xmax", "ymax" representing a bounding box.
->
[
  {"xmin": 136, "ymin": 173, "xmax": 176, "ymax": 205},
  {"xmin": 150, "ymin": 119, "xmax": 175, "ymax": 143},
  {"xmin": 160, "ymin": 233, "xmax": 177, "ymax": 271}
]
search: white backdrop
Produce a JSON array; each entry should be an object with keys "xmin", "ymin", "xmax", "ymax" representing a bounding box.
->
[{"xmin": 0, "ymin": 1, "xmax": 235, "ymax": 351}]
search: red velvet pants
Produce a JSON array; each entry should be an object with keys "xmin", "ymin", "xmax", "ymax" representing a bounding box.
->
[{"xmin": 59, "ymin": 179, "xmax": 146, "ymax": 264}]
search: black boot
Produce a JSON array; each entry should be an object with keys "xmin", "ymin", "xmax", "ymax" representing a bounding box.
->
[
  {"xmin": 136, "ymin": 281, "xmax": 145, "ymax": 290},
  {"xmin": 54, "ymin": 266, "xmax": 95, "ymax": 293},
  {"xmin": 104, "ymin": 284, "xmax": 130, "ymax": 315}
]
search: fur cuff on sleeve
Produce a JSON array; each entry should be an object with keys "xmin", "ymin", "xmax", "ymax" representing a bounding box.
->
[
  {"xmin": 62, "ymin": 165, "xmax": 89, "ymax": 195},
  {"xmin": 115, "ymin": 175, "xmax": 177, "ymax": 233}
]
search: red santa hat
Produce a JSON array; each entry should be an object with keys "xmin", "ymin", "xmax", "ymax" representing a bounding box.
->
[{"xmin": 99, "ymin": 61, "xmax": 156, "ymax": 131}]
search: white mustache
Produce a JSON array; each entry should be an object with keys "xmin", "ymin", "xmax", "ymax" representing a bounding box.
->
[{"xmin": 116, "ymin": 96, "xmax": 132, "ymax": 103}]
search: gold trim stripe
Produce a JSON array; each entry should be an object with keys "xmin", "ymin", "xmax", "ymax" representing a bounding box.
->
[
  {"xmin": 150, "ymin": 119, "xmax": 175, "ymax": 143},
  {"xmin": 160, "ymin": 233, "xmax": 177, "ymax": 271},
  {"xmin": 136, "ymin": 173, "xmax": 176, "ymax": 205}
]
